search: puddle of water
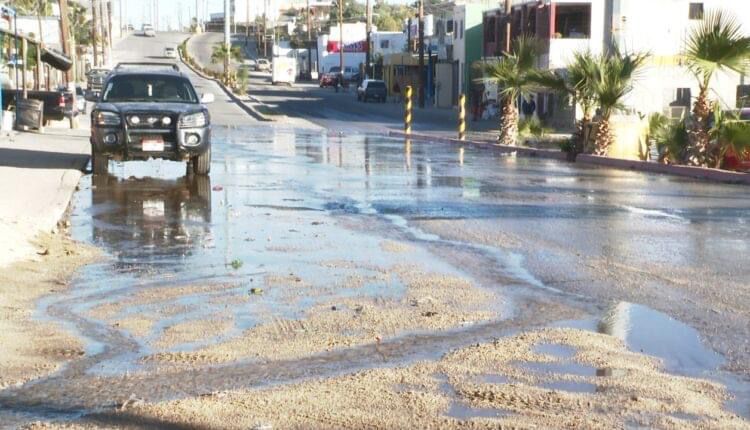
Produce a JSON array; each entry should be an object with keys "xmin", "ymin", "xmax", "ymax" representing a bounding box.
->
[
  {"xmin": 540, "ymin": 380, "xmax": 597, "ymax": 394},
  {"xmin": 477, "ymin": 374, "xmax": 512, "ymax": 385},
  {"xmin": 519, "ymin": 361, "xmax": 597, "ymax": 377},
  {"xmin": 446, "ymin": 402, "xmax": 510, "ymax": 420},
  {"xmin": 598, "ymin": 302, "xmax": 724, "ymax": 373},
  {"xmin": 533, "ymin": 343, "xmax": 577, "ymax": 360}
]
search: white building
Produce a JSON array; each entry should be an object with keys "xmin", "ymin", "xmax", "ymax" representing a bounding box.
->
[
  {"xmin": 484, "ymin": 0, "xmax": 750, "ymax": 126},
  {"xmin": 317, "ymin": 22, "xmax": 369, "ymax": 74},
  {"xmin": 371, "ymin": 31, "xmax": 406, "ymax": 58}
]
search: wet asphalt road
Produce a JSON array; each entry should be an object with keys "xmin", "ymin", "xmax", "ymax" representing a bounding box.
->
[{"xmin": 1, "ymin": 33, "xmax": 750, "ymax": 424}]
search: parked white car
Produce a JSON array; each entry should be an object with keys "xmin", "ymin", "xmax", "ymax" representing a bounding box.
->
[
  {"xmin": 256, "ymin": 59, "xmax": 271, "ymax": 72},
  {"xmin": 164, "ymin": 47, "xmax": 177, "ymax": 59}
]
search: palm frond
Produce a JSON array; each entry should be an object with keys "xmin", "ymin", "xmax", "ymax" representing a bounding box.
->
[{"xmin": 684, "ymin": 10, "xmax": 750, "ymax": 83}]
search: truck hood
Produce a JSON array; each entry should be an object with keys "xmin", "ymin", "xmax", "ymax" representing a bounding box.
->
[{"xmin": 94, "ymin": 102, "xmax": 204, "ymax": 115}]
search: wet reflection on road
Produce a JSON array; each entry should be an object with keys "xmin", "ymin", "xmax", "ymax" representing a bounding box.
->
[{"xmin": 1, "ymin": 125, "xmax": 749, "ymax": 421}]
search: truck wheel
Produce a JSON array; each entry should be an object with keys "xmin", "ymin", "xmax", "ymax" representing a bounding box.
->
[
  {"xmin": 92, "ymin": 152, "xmax": 109, "ymax": 175},
  {"xmin": 192, "ymin": 148, "xmax": 211, "ymax": 175}
]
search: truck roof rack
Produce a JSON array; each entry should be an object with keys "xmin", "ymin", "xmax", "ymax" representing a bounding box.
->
[{"xmin": 114, "ymin": 62, "xmax": 180, "ymax": 71}]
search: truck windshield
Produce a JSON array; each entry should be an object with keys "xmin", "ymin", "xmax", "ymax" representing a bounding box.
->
[{"xmin": 102, "ymin": 75, "xmax": 198, "ymax": 103}]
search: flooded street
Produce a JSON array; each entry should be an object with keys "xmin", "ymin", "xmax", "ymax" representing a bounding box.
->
[{"xmin": 2, "ymin": 125, "xmax": 749, "ymax": 428}]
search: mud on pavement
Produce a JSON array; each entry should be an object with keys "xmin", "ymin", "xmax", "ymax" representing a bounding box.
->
[{"xmin": 0, "ymin": 231, "xmax": 99, "ymax": 390}]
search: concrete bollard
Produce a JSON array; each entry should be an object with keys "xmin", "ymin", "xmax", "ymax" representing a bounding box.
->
[
  {"xmin": 404, "ymin": 86, "xmax": 413, "ymax": 135},
  {"xmin": 458, "ymin": 93, "xmax": 466, "ymax": 141}
]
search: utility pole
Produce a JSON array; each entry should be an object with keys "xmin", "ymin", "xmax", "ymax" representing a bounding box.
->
[
  {"xmin": 418, "ymin": 0, "xmax": 424, "ymax": 108},
  {"xmin": 224, "ymin": 0, "xmax": 230, "ymax": 77},
  {"xmin": 196, "ymin": 0, "xmax": 200, "ymax": 30},
  {"xmin": 504, "ymin": 0, "xmax": 511, "ymax": 53},
  {"xmin": 338, "ymin": 0, "xmax": 343, "ymax": 76},
  {"xmin": 99, "ymin": 0, "xmax": 108, "ymax": 65},
  {"xmin": 107, "ymin": 1, "xmax": 112, "ymax": 49},
  {"xmin": 119, "ymin": 0, "xmax": 122, "ymax": 38},
  {"xmin": 306, "ymin": 0, "xmax": 312, "ymax": 78},
  {"xmin": 365, "ymin": 0, "xmax": 371, "ymax": 79},
  {"xmin": 58, "ymin": 0, "xmax": 71, "ymax": 84},
  {"xmin": 155, "ymin": 0, "xmax": 159, "ymax": 32},
  {"xmin": 263, "ymin": 0, "xmax": 267, "ymax": 57},
  {"xmin": 91, "ymin": 0, "xmax": 99, "ymax": 67}
]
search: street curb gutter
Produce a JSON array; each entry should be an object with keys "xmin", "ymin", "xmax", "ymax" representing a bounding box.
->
[
  {"xmin": 387, "ymin": 131, "xmax": 569, "ymax": 161},
  {"xmin": 576, "ymin": 154, "xmax": 750, "ymax": 185},
  {"xmin": 178, "ymin": 39, "xmax": 272, "ymax": 122}
]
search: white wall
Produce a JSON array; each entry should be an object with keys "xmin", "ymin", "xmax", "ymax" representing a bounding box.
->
[
  {"xmin": 371, "ymin": 32, "xmax": 406, "ymax": 57},
  {"xmin": 546, "ymin": 0, "xmax": 750, "ymax": 117},
  {"xmin": 317, "ymin": 23, "xmax": 368, "ymax": 73}
]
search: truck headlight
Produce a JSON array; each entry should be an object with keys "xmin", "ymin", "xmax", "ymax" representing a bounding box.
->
[
  {"xmin": 179, "ymin": 112, "xmax": 207, "ymax": 128},
  {"xmin": 94, "ymin": 111, "xmax": 120, "ymax": 126}
]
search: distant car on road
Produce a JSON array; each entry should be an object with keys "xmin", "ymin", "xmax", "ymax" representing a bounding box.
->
[
  {"xmin": 319, "ymin": 72, "xmax": 336, "ymax": 88},
  {"xmin": 142, "ymin": 24, "xmax": 156, "ymax": 37},
  {"xmin": 243, "ymin": 59, "xmax": 257, "ymax": 70},
  {"xmin": 164, "ymin": 47, "xmax": 177, "ymax": 59},
  {"xmin": 126, "ymin": 24, "xmax": 134, "ymax": 31},
  {"xmin": 256, "ymin": 59, "xmax": 271, "ymax": 72},
  {"xmin": 357, "ymin": 79, "xmax": 387, "ymax": 103},
  {"xmin": 90, "ymin": 62, "xmax": 215, "ymax": 176}
]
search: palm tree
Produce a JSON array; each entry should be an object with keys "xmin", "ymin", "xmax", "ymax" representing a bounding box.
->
[
  {"xmin": 211, "ymin": 43, "xmax": 242, "ymax": 80},
  {"xmin": 531, "ymin": 50, "xmax": 599, "ymax": 153},
  {"xmin": 480, "ymin": 35, "xmax": 542, "ymax": 146},
  {"xmin": 591, "ymin": 46, "xmax": 648, "ymax": 155},
  {"xmin": 684, "ymin": 10, "xmax": 750, "ymax": 167}
]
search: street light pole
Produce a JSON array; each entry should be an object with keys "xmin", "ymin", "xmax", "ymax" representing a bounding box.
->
[
  {"xmin": 418, "ymin": 0, "xmax": 424, "ymax": 108},
  {"xmin": 338, "ymin": 0, "xmax": 343, "ymax": 76},
  {"xmin": 224, "ymin": 0, "xmax": 230, "ymax": 78},
  {"xmin": 365, "ymin": 0, "xmax": 371, "ymax": 79}
]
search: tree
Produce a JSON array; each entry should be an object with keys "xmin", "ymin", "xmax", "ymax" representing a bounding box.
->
[
  {"xmin": 684, "ymin": 10, "xmax": 750, "ymax": 167},
  {"xmin": 329, "ymin": 0, "xmax": 365, "ymax": 25},
  {"xmin": 480, "ymin": 36, "xmax": 543, "ymax": 146},
  {"xmin": 530, "ymin": 50, "xmax": 599, "ymax": 153},
  {"xmin": 211, "ymin": 43, "xmax": 242, "ymax": 81},
  {"xmin": 591, "ymin": 46, "xmax": 648, "ymax": 155}
]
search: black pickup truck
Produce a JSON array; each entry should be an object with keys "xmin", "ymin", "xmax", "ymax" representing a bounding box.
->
[{"xmin": 1, "ymin": 84, "xmax": 79, "ymax": 124}]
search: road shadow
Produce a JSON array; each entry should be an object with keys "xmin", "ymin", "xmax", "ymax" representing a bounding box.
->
[{"xmin": 0, "ymin": 147, "xmax": 88, "ymax": 170}]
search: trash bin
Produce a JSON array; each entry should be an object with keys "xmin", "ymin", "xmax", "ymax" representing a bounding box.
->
[{"xmin": 15, "ymin": 98, "xmax": 44, "ymax": 131}]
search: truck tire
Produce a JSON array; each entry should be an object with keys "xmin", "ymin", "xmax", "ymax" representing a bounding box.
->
[
  {"xmin": 92, "ymin": 151, "xmax": 109, "ymax": 175},
  {"xmin": 192, "ymin": 148, "xmax": 211, "ymax": 175}
]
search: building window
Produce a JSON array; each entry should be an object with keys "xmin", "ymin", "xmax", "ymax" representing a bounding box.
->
[
  {"xmin": 447, "ymin": 19, "xmax": 454, "ymax": 33},
  {"xmin": 689, "ymin": 3, "xmax": 704, "ymax": 20},
  {"xmin": 674, "ymin": 88, "xmax": 691, "ymax": 107},
  {"xmin": 380, "ymin": 40, "xmax": 389, "ymax": 49},
  {"xmin": 459, "ymin": 20, "xmax": 464, "ymax": 39},
  {"xmin": 554, "ymin": 4, "xmax": 591, "ymax": 39}
]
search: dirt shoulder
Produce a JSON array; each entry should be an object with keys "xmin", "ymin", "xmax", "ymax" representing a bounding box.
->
[
  {"xmin": 0, "ymin": 232, "xmax": 98, "ymax": 389},
  {"xmin": 38, "ymin": 328, "xmax": 749, "ymax": 430}
]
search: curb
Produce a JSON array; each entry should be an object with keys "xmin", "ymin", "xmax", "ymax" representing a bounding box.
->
[
  {"xmin": 389, "ymin": 131, "xmax": 749, "ymax": 184},
  {"xmin": 387, "ymin": 131, "xmax": 569, "ymax": 161},
  {"xmin": 576, "ymin": 154, "xmax": 750, "ymax": 185},
  {"xmin": 179, "ymin": 38, "xmax": 272, "ymax": 122}
]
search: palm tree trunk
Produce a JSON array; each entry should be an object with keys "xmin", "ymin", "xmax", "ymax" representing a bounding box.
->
[
  {"xmin": 688, "ymin": 85, "xmax": 711, "ymax": 166},
  {"xmin": 594, "ymin": 115, "xmax": 614, "ymax": 156},
  {"xmin": 498, "ymin": 96, "xmax": 518, "ymax": 146}
]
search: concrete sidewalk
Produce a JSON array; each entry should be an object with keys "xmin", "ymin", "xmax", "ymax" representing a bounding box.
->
[{"xmin": 0, "ymin": 125, "xmax": 90, "ymax": 267}]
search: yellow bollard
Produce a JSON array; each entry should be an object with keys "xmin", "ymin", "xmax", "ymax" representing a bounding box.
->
[
  {"xmin": 458, "ymin": 93, "xmax": 466, "ymax": 141},
  {"xmin": 404, "ymin": 85, "xmax": 413, "ymax": 135}
]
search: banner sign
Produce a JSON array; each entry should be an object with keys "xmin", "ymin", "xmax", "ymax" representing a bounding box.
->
[{"xmin": 326, "ymin": 40, "xmax": 367, "ymax": 53}]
